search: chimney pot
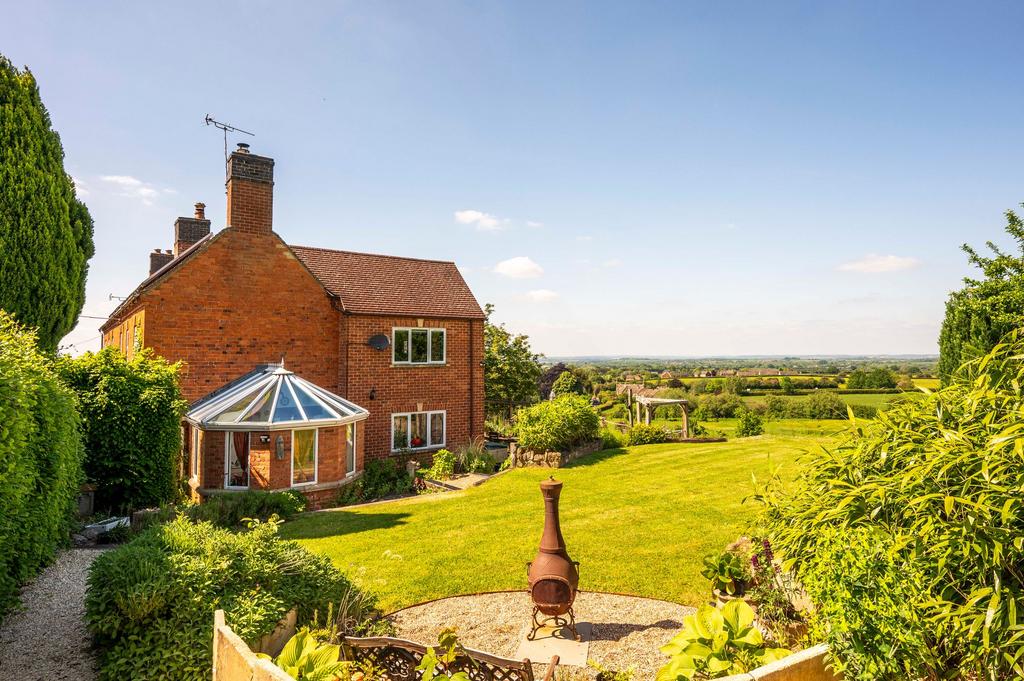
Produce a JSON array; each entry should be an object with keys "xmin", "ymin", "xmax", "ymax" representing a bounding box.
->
[
  {"xmin": 194, "ymin": 202, "xmax": 206, "ymax": 219},
  {"xmin": 236, "ymin": 142, "xmax": 250, "ymax": 154},
  {"xmin": 164, "ymin": 249, "xmax": 172, "ymax": 255}
]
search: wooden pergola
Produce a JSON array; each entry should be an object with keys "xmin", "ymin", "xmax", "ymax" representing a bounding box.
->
[{"xmin": 630, "ymin": 393, "xmax": 690, "ymax": 438}]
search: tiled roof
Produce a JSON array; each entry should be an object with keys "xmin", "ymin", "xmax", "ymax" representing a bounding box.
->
[{"xmin": 290, "ymin": 245, "xmax": 485, "ymax": 319}]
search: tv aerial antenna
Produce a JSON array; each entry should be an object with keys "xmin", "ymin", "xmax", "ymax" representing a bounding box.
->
[{"xmin": 204, "ymin": 114, "xmax": 255, "ymax": 166}]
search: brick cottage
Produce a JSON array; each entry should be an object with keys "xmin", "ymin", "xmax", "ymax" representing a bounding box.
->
[{"xmin": 101, "ymin": 144, "xmax": 485, "ymax": 508}]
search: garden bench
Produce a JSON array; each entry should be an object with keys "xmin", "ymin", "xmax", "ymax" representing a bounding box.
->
[{"xmin": 344, "ymin": 635, "xmax": 559, "ymax": 681}]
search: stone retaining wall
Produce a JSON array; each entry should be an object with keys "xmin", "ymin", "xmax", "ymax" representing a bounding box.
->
[{"xmin": 508, "ymin": 439, "xmax": 603, "ymax": 468}]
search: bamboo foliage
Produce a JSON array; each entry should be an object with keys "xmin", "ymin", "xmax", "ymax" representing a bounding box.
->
[{"xmin": 756, "ymin": 332, "xmax": 1024, "ymax": 680}]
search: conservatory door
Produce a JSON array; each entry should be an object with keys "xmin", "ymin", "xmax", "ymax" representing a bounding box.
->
[{"xmin": 225, "ymin": 432, "xmax": 250, "ymax": 489}]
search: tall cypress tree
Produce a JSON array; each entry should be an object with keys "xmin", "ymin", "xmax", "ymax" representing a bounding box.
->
[{"xmin": 0, "ymin": 55, "xmax": 94, "ymax": 351}]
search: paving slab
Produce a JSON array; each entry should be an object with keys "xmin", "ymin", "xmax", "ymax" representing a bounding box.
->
[{"xmin": 514, "ymin": 621, "xmax": 592, "ymax": 667}]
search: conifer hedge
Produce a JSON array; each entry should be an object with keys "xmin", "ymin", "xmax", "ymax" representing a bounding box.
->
[
  {"xmin": 0, "ymin": 55, "xmax": 94, "ymax": 351},
  {"xmin": 0, "ymin": 311, "xmax": 84, "ymax": 617}
]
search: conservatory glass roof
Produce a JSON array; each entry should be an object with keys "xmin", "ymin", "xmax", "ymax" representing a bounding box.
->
[{"xmin": 186, "ymin": 365, "xmax": 369, "ymax": 431}]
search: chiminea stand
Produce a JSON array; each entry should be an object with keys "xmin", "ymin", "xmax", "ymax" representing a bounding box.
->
[{"xmin": 525, "ymin": 571, "xmax": 582, "ymax": 642}]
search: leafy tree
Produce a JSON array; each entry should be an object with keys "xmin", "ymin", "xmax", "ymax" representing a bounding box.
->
[
  {"xmin": 0, "ymin": 55, "xmax": 94, "ymax": 351},
  {"xmin": 538, "ymin": 362, "xmax": 569, "ymax": 400},
  {"xmin": 551, "ymin": 370, "xmax": 584, "ymax": 397},
  {"xmin": 938, "ymin": 206, "xmax": 1024, "ymax": 383},
  {"xmin": 482, "ymin": 304, "xmax": 542, "ymax": 417}
]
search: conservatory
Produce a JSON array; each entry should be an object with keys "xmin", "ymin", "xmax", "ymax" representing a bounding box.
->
[{"xmin": 184, "ymin": 364, "xmax": 369, "ymax": 508}]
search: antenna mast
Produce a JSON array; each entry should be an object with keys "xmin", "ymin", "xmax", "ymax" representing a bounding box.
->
[{"xmin": 204, "ymin": 114, "xmax": 255, "ymax": 171}]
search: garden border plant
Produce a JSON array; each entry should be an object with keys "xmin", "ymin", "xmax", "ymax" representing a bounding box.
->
[{"xmin": 756, "ymin": 332, "xmax": 1024, "ymax": 679}]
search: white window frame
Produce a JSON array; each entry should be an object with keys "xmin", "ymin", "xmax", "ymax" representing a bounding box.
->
[
  {"xmin": 224, "ymin": 432, "xmax": 251, "ymax": 490},
  {"xmin": 191, "ymin": 428, "xmax": 200, "ymax": 480},
  {"xmin": 391, "ymin": 410, "xmax": 446, "ymax": 452},
  {"xmin": 392, "ymin": 327, "xmax": 446, "ymax": 365},
  {"xmin": 291, "ymin": 428, "xmax": 319, "ymax": 487}
]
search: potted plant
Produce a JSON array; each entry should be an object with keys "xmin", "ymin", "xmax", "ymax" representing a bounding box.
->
[
  {"xmin": 411, "ymin": 435, "xmax": 424, "ymax": 447},
  {"xmin": 701, "ymin": 550, "xmax": 751, "ymax": 604}
]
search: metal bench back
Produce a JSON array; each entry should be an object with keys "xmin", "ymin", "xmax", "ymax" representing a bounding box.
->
[{"xmin": 345, "ymin": 635, "xmax": 543, "ymax": 681}]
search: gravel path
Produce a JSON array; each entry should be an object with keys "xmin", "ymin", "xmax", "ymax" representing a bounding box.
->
[
  {"xmin": 0, "ymin": 548, "xmax": 107, "ymax": 681},
  {"xmin": 390, "ymin": 591, "xmax": 694, "ymax": 679}
]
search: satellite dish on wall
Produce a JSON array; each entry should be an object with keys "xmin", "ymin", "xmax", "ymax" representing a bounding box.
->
[{"xmin": 367, "ymin": 334, "xmax": 390, "ymax": 351}]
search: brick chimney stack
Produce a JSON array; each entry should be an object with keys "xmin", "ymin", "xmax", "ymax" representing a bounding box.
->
[
  {"xmin": 173, "ymin": 202, "xmax": 212, "ymax": 256},
  {"xmin": 149, "ymin": 248, "xmax": 173, "ymax": 275},
  {"xmin": 226, "ymin": 143, "xmax": 274, "ymax": 235}
]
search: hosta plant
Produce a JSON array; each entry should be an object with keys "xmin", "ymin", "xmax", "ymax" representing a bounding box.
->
[
  {"xmin": 259, "ymin": 630, "xmax": 347, "ymax": 680},
  {"xmin": 701, "ymin": 551, "xmax": 749, "ymax": 596},
  {"xmin": 657, "ymin": 600, "xmax": 790, "ymax": 680}
]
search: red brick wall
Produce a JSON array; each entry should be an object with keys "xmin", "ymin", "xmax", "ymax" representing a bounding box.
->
[
  {"xmin": 338, "ymin": 314, "xmax": 484, "ymax": 463},
  {"xmin": 193, "ymin": 421, "xmax": 365, "ymax": 509},
  {"xmin": 135, "ymin": 228, "xmax": 340, "ymax": 403}
]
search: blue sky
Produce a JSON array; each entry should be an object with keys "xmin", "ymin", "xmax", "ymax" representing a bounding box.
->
[{"xmin": 4, "ymin": 1, "xmax": 1023, "ymax": 357}]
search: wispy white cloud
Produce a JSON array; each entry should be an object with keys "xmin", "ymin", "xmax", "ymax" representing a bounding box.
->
[
  {"xmin": 838, "ymin": 254, "xmax": 921, "ymax": 273},
  {"xmin": 527, "ymin": 220, "xmax": 544, "ymax": 228},
  {"xmin": 494, "ymin": 256, "xmax": 544, "ymax": 279},
  {"xmin": 455, "ymin": 209, "xmax": 503, "ymax": 231},
  {"xmin": 526, "ymin": 289, "xmax": 559, "ymax": 302},
  {"xmin": 100, "ymin": 175, "xmax": 175, "ymax": 205}
]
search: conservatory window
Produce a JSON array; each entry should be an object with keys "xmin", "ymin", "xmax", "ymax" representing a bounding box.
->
[
  {"xmin": 292, "ymin": 429, "xmax": 317, "ymax": 486},
  {"xmin": 225, "ymin": 432, "xmax": 250, "ymax": 489},
  {"xmin": 392, "ymin": 328, "xmax": 445, "ymax": 364}
]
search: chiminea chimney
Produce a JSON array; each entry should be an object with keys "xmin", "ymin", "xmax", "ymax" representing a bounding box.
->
[
  {"xmin": 173, "ymin": 202, "xmax": 212, "ymax": 256},
  {"xmin": 149, "ymin": 248, "xmax": 173, "ymax": 275},
  {"xmin": 226, "ymin": 143, "xmax": 274, "ymax": 235}
]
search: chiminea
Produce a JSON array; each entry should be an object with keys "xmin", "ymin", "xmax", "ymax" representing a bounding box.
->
[{"xmin": 526, "ymin": 477, "xmax": 580, "ymax": 641}]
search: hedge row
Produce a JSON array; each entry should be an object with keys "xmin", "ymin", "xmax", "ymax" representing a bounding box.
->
[
  {"xmin": 57, "ymin": 348, "xmax": 187, "ymax": 512},
  {"xmin": 0, "ymin": 312, "xmax": 83, "ymax": 616},
  {"xmin": 86, "ymin": 516, "xmax": 379, "ymax": 680}
]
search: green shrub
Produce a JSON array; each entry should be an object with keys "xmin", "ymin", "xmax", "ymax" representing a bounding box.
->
[
  {"xmin": 0, "ymin": 311, "xmax": 84, "ymax": 618},
  {"xmin": 426, "ymin": 449, "xmax": 456, "ymax": 480},
  {"xmin": 550, "ymin": 370, "xmax": 584, "ymax": 396},
  {"xmin": 848, "ymin": 403, "xmax": 877, "ymax": 419},
  {"xmin": 455, "ymin": 441, "xmax": 495, "ymax": 473},
  {"xmin": 804, "ymin": 391, "xmax": 845, "ymax": 419},
  {"xmin": 188, "ymin": 489, "xmax": 306, "ymax": 527},
  {"xmin": 56, "ymin": 348, "xmax": 187, "ymax": 512},
  {"xmin": 337, "ymin": 459, "xmax": 412, "ymax": 506},
  {"xmin": 692, "ymin": 392, "xmax": 743, "ymax": 420},
  {"xmin": 735, "ymin": 410, "xmax": 764, "ymax": 437},
  {"xmin": 626, "ymin": 423, "xmax": 671, "ymax": 446},
  {"xmin": 515, "ymin": 394, "xmax": 599, "ymax": 452},
  {"xmin": 756, "ymin": 334, "xmax": 1024, "ymax": 679},
  {"xmin": 86, "ymin": 517, "xmax": 378, "ymax": 681},
  {"xmin": 599, "ymin": 426, "xmax": 627, "ymax": 450}
]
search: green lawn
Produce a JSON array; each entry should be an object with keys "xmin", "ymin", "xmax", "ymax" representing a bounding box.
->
[{"xmin": 280, "ymin": 428, "xmax": 838, "ymax": 612}]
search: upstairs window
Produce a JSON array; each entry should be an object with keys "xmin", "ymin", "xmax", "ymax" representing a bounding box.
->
[{"xmin": 393, "ymin": 328, "xmax": 446, "ymax": 364}]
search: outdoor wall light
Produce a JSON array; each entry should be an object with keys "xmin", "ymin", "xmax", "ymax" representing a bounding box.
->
[
  {"xmin": 275, "ymin": 435, "xmax": 285, "ymax": 460},
  {"xmin": 259, "ymin": 434, "xmax": 270, "ymax": 444}
]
